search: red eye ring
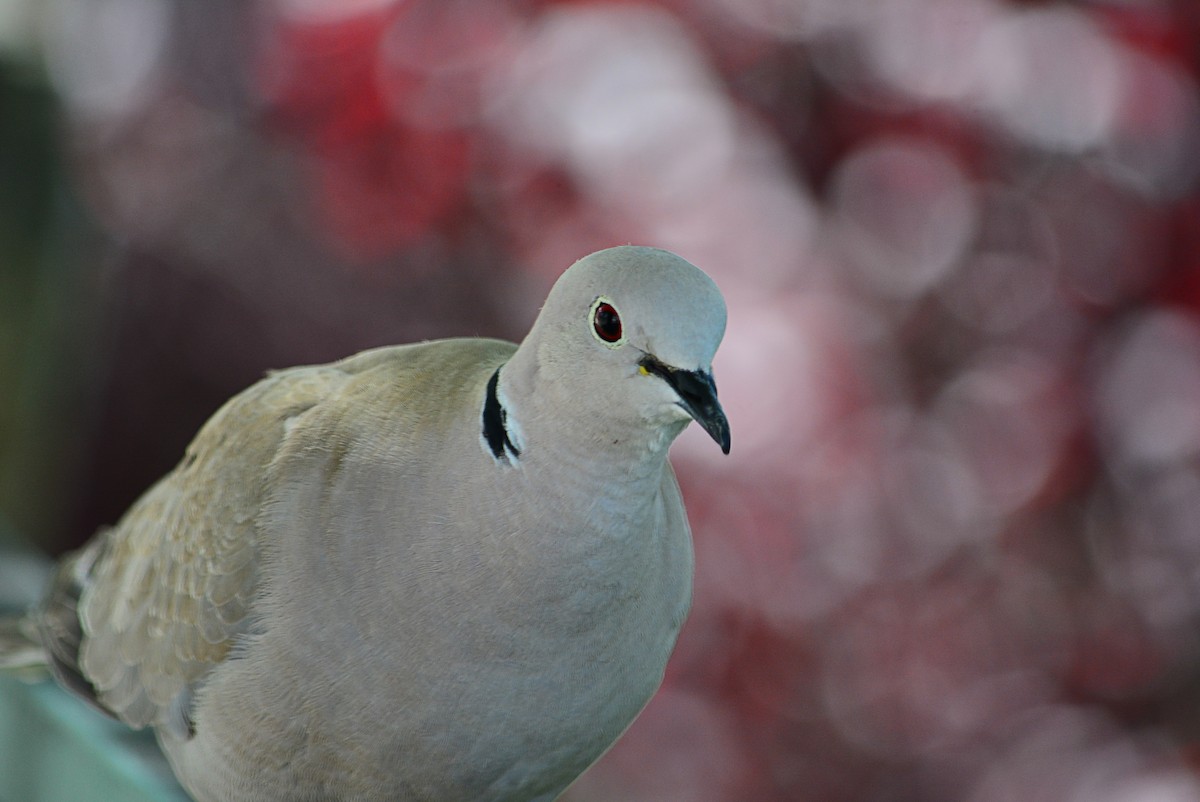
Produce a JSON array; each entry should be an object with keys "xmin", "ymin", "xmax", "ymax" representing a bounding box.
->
[{"xmin": 593, "ymin": 301, "xmax": 623, "ymax": 343}]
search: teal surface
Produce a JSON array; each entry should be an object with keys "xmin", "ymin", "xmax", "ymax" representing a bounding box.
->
[{"xmin": 0, "ymin": 674, "xmax": 190, "ymax": 802}]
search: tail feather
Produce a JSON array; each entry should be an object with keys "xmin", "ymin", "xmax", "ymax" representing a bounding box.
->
[
  {"xmin": 0, "ymin": 614, "xmax": 48, "ymax": 677},
  {"xmin": 36, "ymin": 534, "xmax": 118, "ymax": 713},
  {"xmin": 1, "ymin": 536, "xmax": 119, "ymax": 713},
  {"xmin": 0, "ymin": 542, "xmax": 51, "ymax": 677}
]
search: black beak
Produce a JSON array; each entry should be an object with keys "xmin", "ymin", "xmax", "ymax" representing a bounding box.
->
[{"xmin": 640, "ymin": 356, "xmax": 731, "ymax": 454}]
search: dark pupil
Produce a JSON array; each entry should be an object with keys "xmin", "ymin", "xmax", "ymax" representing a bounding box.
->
[{"xmin": 594, "ymin": 303, "xmax": 622, "ymax": 342}]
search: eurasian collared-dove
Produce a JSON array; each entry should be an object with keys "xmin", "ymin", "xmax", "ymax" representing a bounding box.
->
[{"xmin": 1, "ymin": 245, "xmax": 729, "ymax": 801}]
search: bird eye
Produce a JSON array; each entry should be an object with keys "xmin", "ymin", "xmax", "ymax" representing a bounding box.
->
[{"xmin": 592, "ymin": 300, "xmax": 623, "ymax": 344}]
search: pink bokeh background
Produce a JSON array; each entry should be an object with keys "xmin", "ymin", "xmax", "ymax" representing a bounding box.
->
[{"xmin": 6, "ymin": 0, "xmax": 1200, "ymax": 799}]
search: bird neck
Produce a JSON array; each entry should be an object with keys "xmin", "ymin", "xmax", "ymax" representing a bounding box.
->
[{"xmin": 495, "ymin": 355, "xmax": 680, "ymax": 504}]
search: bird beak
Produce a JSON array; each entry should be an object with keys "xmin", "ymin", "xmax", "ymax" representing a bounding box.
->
[{"xmin": 639, "ymin": 356, "xmax": 731, "ymax": 454}]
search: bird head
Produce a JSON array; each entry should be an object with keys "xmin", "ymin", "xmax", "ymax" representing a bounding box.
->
[{"xmin": 522, "ymin": 245, "xmax": 730, "ymax": 455}]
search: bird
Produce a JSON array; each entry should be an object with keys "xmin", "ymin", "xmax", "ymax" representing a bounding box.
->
[{"xmin": 0, "ymin": 245, "xmax": 729, "ymax": 801}]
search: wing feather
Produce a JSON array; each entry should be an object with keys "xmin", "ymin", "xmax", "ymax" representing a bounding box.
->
[
  {"xmin": 40, "ymin": 363, "xmax": 346, "ymax": 729},
  {"xmin": 40, "ymin": 341, "xmax": 516, "ymax": 732}
]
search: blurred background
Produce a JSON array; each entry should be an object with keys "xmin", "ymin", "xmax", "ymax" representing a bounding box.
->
[{"xmin": 2, "ymin": 0, "xmax": 1200, "ymax": 799}]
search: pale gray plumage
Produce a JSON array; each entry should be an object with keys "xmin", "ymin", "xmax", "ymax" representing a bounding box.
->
[{"xmin": 2, "ymin": 245, "xmax": 729, "ymax": 801}]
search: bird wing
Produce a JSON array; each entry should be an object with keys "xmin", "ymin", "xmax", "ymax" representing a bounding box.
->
[{"xmin": 40, "ymin": 362, "xmax": 347, "ymax": 729}]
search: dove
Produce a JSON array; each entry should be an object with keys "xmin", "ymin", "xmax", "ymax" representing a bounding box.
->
[{"xmin": 1, "ymin": 245, "xmax": 729, "ymax": 801}]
